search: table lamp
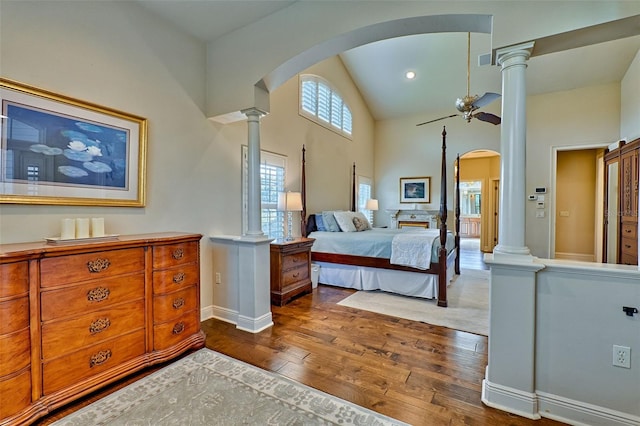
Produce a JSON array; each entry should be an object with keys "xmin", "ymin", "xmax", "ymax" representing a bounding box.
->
[{"xmin": 278, "ymin": 191, "xmax": 303, "ymax": 241}]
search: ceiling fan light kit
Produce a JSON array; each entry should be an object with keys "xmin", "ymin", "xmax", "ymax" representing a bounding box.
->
[{"xmin": 417, "ymin": 32, "xmax": 502, "ymax": 127}]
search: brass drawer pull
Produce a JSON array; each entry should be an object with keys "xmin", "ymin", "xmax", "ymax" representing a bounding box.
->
[
  {"xmin": 89, "ymin": 349, "xmax": 112, "ymax": 368},
  {"xmin": 292, "ymin": 257, "xmax": 300, "ymax": 263},
  {"xmin": 89, "ymin": 317, "xmax": 111, "ymax": 334},
  {"xmin": 173, "ymin": 272, "xmax": 185, "ymax": 284},
  {"xmin": 172, "ymin": 298, "xmax": 185, "ymax": 309},
  {"xmin": 87, "ymin": 286, "xmax": 110, "ymax": 302},
  {"xmin": 172, "ymin": 248, "xmax": 184, "ymax": 260},
  {"xmin": 292, "ymin": 272, "xmax": 300, "ymax": 278},
  {"xmin": 172, "ymin": 322, "xmax": 185, "ymax": 335},
  {"xmin": 87, "ymin": 258, "xmax": 110, "ymax": 273}
]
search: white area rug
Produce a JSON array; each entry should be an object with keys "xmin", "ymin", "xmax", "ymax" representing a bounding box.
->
[
  {"xmin": 52, "ymin": 348, "xmax": 407, "ymax": 425},
  {"xmin": 337, "ymin": 269, "xmax": 489, "ymax": 336}
]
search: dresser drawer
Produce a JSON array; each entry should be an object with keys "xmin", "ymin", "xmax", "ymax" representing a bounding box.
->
[
  {"xmin": 0, "ymin": 328, "xmax": 30, "ymax": 377},
  {"xmin": 0, "ymin": 262, "xmax": 28, "ymax": 298},
  {"xmin": 41, "ymin": 273, "xmax": 144, "ymax": 322},
  {"xmin": 42, "ymin": 299, "xmax": 145, "ymax": 360},
  {"xmin": 153, "ymin": 263, "xmax": 199, "ymax": 294},
  {"xmin": 153, "ymin": 241, "xmax": 198, "ymax": 269},
  {"xmin": 43, "ymin": 329, "xmax": 146, "ymax": 395},
  {"xmin": 0, "ymin": 297, "xmax": 29, "ymax": 335},
  {"xmin": 621, "ymin": 222, "xmax": 638, "ymax": 239},
  {"xmin": 0, "ymin": 367, "xmax": 31, "ymax": 420},
  {"xmin": 40, "ymin": 247, "xmax": 145, "ymax": 288},
  {"xmin": 153, "ymin": 310, "xmax": 199, "ymax": 351},
  {"xmin": 620, "ymin": 252, "xmax": 638, "ymax": 266},
  {"xmin": 282, "ymin": 251, "xmax": 309, "ymax": 270},
  {"xmin": 282, "ymin": 265, "xmax": 309, "ymax": 287},
  {"xmin": 621, "ymin": 237, "xmax": 638, "ymax": 257},
  {"xmin": 153, "ymin": 286, "xmax": 197, "ymax": 324}
]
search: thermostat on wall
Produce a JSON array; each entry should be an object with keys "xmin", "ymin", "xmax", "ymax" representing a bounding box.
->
[{"xmin": 535, "ymin": 187, "xmax": 547, "ymax": 194}]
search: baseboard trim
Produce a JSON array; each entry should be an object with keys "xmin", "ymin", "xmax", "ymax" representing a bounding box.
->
[
  {"xmin": 205, "ymin": 304, "xmax": 238, "ymax": 325},
  {"xmin": 236, "ymin": 312, "xmax": 274, "ymax": 334},
  {"xmin": 481, "ymin": 379, "xmax": 541, "ymax": 420},
  {"xmin": 537, "ymin": 391, "xmax": 640, "ymax": 426},
  {"xmin": 554, "ymin": 252, "xmax": 595, "ymax": 262}
]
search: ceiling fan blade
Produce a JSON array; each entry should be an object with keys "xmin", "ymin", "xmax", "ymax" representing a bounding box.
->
[
  {"xmin": 474, "ymin": 111, "xmax": 501, "ymax": 125},
  {"xmin": 416, "ymin": 114, "xmax": 459, "ymax": 126},
  {"xmin": 472, "ymin": 92, "xmax": 501, "ymax": 108}
]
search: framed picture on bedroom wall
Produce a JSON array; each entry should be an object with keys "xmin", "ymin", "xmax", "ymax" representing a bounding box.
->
[
  {"xmin": 400, "ymin": 176, "xmax": 431, "ymax": 203},
  {"xmin": 0, "ymin": 78, "xmax": 147, "ymax": 207}
]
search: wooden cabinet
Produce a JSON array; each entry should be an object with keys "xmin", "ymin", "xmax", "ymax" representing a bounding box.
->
[
  {"xmin": 460, "ymin": 216, "xmax": 481, "ymax": 238},
  {"xmin": 0, "ymin": 233, "xmax": 205, "ymax": 426},
  {"xmin": 270, "ymin": 238, "xmax": 315, "ymax": 306},
  {"xmin": 604, "ymin": 139, "xmax": 639, "ymax": 265}
]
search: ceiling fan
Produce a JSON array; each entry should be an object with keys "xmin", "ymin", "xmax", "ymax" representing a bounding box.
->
[{"xmin": 417, "ymin": 32, "xmax": 501, "ymax": 127}]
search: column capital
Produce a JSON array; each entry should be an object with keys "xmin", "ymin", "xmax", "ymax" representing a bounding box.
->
[
  {"xmin": 241, "ymin": 107, "xmax": 268, "ymax": 119},
  {"xmin": 496, "ymin": 41, "xmax": 535, "ymax": 67}
]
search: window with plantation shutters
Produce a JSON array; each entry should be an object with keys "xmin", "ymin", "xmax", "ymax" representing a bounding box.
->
[
  {"xmin": 299, "ymin": 74, "xmax": 352, "ymax": 139},
  {"xmin": 242, "ymin": 146, "xmax": 287, "ymax": 240}
]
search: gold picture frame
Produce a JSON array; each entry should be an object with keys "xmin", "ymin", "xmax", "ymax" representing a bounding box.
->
[
  {"xmin": 0, "ymin": 78, "xmax": 147, "ymax": 207},
  {"xmin": 400, "ymin": 176, "xmax": 431, "ymax": 203}
]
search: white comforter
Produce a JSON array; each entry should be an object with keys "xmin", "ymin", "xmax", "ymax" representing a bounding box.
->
[{"xmin": 308, "ymin": 228, "xmax": 454, "ymax": 266}]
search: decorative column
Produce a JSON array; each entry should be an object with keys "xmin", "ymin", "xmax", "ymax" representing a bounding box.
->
[
  {"xmin": 242, "ymin": 107, "xmax": 267, "ymax": 238},
  {"xmin": 493, "ymin": 42, "xmax": 534, "ymax": 258}
]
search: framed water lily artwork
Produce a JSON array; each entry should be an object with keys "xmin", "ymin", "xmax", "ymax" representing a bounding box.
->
[
  {"xmin": 0, "ymin": 78, "xmax": 147, "ymax": 206},
  {"xmin": 400, "ymin": 176, "xmax": 431, "ymax": 203}
]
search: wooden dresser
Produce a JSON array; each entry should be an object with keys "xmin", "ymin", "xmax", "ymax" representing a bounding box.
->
[
  {"xmin": 270, "ymin": 238, "xmax": 315, "ymax": 306},
  {"xmin": 0, "ymin": 232, "xmax": 205, "ymax": 426}
]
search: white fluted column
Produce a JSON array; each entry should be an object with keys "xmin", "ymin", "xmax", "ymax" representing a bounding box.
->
[
  {"xmin": 493, "ymin": 42, "xmax": 534, "ymax": 258},
  {"xmin": 242, "ymin": 108, "xmax": 267, "ymax": 238}
]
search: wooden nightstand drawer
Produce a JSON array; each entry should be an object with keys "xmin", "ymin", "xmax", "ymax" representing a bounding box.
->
[
  {"xmin": 41, "ymin": 300, "xmax": 145, "ymax": 360},
  {"xmin": 282, "ymin": 251, "xmax": 309, "ymax": 270},
  {"xmin": 40, "ymin": 248, "xmax": 145, "ymax": 288},
  {"xmin": 282, "ymin": 265, "xmax": 309, "ymax": 287},
  {"xmin": 621, "ymin": 237, "xmax": 638, "ymax": 257},
  {"xmin": 41, "ymin": 273, "xmax": 144, "ymax": 322}
]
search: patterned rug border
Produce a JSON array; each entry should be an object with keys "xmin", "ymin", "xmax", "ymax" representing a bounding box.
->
[{"xmin": 52, "ymin": 348, "xmax": 408, "ymax": 425}]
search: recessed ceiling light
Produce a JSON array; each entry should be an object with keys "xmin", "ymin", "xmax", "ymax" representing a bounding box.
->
[{"xmin": 405, "ymin": 71, "xmax": 416, "ymax": 80}]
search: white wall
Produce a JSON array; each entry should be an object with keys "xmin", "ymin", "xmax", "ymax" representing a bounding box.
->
[
  {"xmin": 0, "ymin": 0, "xmax": 224, "ymax": 311},
  {"xmin": 620, "ymin": 49, "xmax": 640, "ymax": 142}
]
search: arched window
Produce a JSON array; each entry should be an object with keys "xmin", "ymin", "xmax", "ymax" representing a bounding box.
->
[{"xmin": 299, "ymin": 74, "xmax": 352, "ymax": 138}]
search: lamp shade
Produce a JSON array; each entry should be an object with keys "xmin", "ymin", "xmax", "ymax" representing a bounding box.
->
[
  {"xmin": 278, "ymin": 191, "xmax": 303, "ymax": 211},
  {"xmin": 365, "ymin": 199, "xmax": 379, "ymax": 211}
]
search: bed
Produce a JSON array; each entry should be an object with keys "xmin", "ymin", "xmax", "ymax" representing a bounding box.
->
[{"xmin": 301, "ymin": 127, "xmax": 461, "ymax": 307}]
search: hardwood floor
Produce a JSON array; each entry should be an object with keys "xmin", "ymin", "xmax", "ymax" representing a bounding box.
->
[
  {"xmin": 459, "ymin": 238, "xmax": 489, "ymax": 270},
  {"xmin": 36, "ymin": 284, "xmax": 565, "ymax": 426}
]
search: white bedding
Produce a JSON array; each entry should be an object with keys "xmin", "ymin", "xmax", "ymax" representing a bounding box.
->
[{"xmin": 308, "ymin": 228, "xmax": 455, "ymax": 264}]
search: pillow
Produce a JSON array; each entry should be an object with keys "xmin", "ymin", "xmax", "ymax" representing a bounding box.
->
[
  {"xmin": 305, "ymin": 214, "xmax": 317, "ymax": 235},
  {"xmin": 333, "ymin": 211, "xmax": 357, "ymax": 232},
  {"xmin": 352, "ymin": 212, "xmax": 371, "ymax": 231},
  {"xmin": 315, "ymin": 214, "xmax": 327, "ymax": 231},
  {"xmin": 322, "ymin": 211, "xmax": 341, "ymax": 232}
]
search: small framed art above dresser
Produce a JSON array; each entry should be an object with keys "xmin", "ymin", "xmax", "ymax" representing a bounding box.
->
[{"xmin": 0, "ymin": 232, "xmax": 205, "ymax": 426}]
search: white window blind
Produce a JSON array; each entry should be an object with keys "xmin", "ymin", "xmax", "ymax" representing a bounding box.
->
[
  {"xmin": 357, "ymin": 175, "xmax": 373, "ymax": 224},
  {"xmin": 242, "ymin": 146, "xmax": 287, "ymax": 239},
  {"xmin": 299, "ymin": 74, "xmax": 352, "ymax": 138}
]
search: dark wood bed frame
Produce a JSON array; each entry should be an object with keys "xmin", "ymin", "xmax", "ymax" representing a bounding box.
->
[{"xmin": 301, "ymin": 127, "xmax": 460, "ymax": 307}]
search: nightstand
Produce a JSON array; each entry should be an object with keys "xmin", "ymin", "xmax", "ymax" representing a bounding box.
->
[{"xmin": 270, "ymin": 237, "xmax": 315, "ymax": 306}]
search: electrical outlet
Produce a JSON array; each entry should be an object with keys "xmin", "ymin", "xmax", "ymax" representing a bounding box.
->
[
  {"xmin": 215, "ymin": 272, "xmax": 221, "ymax": 284},
  {"xmin": 613, "ymin": 345, "xmax": 631, "ymax": 368}
]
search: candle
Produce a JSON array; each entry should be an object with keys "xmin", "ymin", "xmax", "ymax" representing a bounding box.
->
[
  {"xmin": 76, "ymin": 218, "xmax": 90, "ymax": 239},
  {"xmin": 91, "ymin": 217, "xmax": 105, "ymax": 237},
  {"xmin": 61, "ymin": 218, "xmax": 75, "ymax": 240}
]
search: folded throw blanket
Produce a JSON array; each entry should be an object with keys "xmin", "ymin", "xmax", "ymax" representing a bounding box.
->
[{"xmin": 390, "ymin": 229, "xmax": 438, "ymax": 270}]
